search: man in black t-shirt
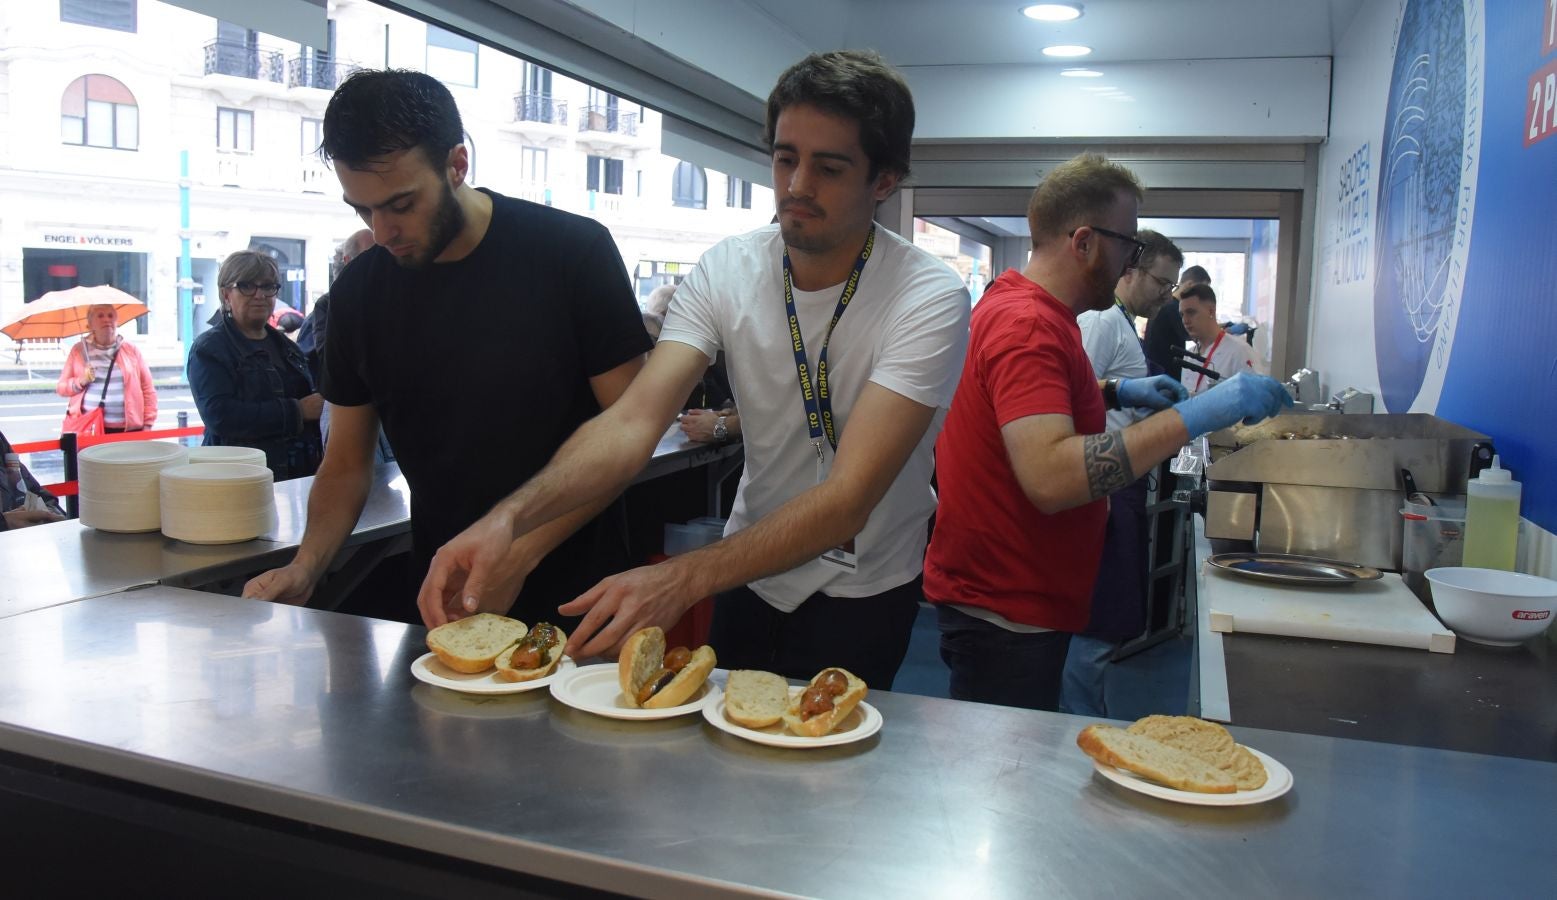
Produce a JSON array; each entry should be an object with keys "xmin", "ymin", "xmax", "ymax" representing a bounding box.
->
[
  {"xmin": 242, "ymin": 70, "xmax": 650, "ymax": 626},
  {"xmin": 1143, "ymin": 264, "xmax": 1210, "ymax": 380}
]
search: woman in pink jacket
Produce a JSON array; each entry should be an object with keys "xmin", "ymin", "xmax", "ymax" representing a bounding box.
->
[{"xmin": 55, "ymin": 305, "xmax": 158, "ymax": 432}]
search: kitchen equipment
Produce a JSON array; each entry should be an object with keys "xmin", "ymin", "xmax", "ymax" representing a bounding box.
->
[
  {"xmin": 159, "ymin": 462, "xmax": 275, "ymax": 544},
  {"xmin": 1328, "ymin": 387, "xmax": 1376, "ymax": 414},
  {"xmin": 1424, "ymin": 567, "xmax": 1557, "ymax": 647},
  {"xmin": 1400, "ymin": 467, "xmax": 1431, "ymax": 506},
  {"xmin": 1205, "ymin": 564, "xmax": 1455, "ymax": 652},
  {"xmin": 1204, "ymin": 413, "xmax": 1488, "ymax": 571},
  {"xmin": 1462, "ymin": 456, "xmax": 1520, "ymax": 571},
  {"xmin": 1400, "ymin": 498, "xmax": 1466, "ymax": 602},
  {"xmin": 78, "ymin": 441, "xmax": 188, "ymax": 532},
  {"xmin": 1286, "ymin": 368, "xmax": 1323, "ymax": 405},
  {"xmin": 1207, "ymin": 552, "xmax": 1382, "ymax": 586}
]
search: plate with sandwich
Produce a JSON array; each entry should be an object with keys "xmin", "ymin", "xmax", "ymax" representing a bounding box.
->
[
  {"xmin": 549, "ymin": 626, "xmax": 717, "ymax": 720},
  {"xmin": 414, "ymin": 613, "xmax": 573, "ymax": 695},
  {"xmin": 1077, "ymin": 715, "xmax": 1293, "ymax": 806},
  {"xmin": 703, "ymin": 668, "xmax": 881, "ymax": 749}
]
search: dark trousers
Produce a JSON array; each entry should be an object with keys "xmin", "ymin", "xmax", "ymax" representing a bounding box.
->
[
  {"xmin": 708, "ymin": 576, "xmax": 923, "ymax": 690},
  {"xmin": 936, "ymin": 604, "xmax": 1073, "ymax": 711}
]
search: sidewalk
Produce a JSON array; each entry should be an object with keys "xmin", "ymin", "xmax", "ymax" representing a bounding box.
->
[{"xmin": 0, "ymin": 366, "xmax": 190, "ymax": 395}]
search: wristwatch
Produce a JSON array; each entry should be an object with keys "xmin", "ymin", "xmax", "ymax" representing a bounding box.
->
[
  {"xmin": 1102, "ymin": 379, "xmax": 1121, "ymax": 411},
  {"xmin": 713, "ymin": 415, "xmax": 728, "ymax": 442}
]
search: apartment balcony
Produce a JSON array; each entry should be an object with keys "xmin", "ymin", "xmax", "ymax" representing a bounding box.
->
[
  {"xmin": 203, "ymin": 39, "xmax": 285, "ymax": 83},
  {"xmin": 192, "ymin": 149, "xmax": 338, "ymax": 195},
  {"xmin": 578, "ymin": 105, "xmax": 637, "ymax": 137},
  {"xmin": 514, "ymin": 92, "xmax": 569, "ymax": 127},
  {"xmin": 288, "ymin": 57, "xmax": 359, "ymax": 92}
]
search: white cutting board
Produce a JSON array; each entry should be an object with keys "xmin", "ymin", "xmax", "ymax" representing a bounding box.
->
[{"xmin": 1205, "ymin": 565, "xmax": 1456, "ymax": 653}]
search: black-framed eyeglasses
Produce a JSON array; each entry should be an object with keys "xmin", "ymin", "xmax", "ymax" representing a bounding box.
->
[
  {"xmin": 1141, "ymin": 270, "xmax": 1178, "ymax": 294},
  {"xmin": 1071, "ymin": 225, "xmax": 1145, "ymax": 267},
  {"xmin": 232, "ymin": 281, "xmax": 282, "ymax": 298}
]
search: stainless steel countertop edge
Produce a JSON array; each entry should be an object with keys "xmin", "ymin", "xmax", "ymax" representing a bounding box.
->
[{"xmin": 1193, "ymin": 522, "xmax": 1232, "ymax": 721}]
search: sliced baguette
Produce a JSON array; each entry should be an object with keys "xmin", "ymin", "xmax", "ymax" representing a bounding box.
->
[
  {"xmin": 426, "ymin": 613, "xmax": 528, "ymax": 674},
  {"xmin": 1127, "ymin": 715, "xmax": 1268, "ymax": 790},
  {"xmin": 781, "ymin": 668, "xmax": 867, "ymax": 737},
  {"xmin": 724, "ymin": 670, "xmax": 790, "ymax": 728},
  {"xmin": 616, "ymin": 626, "xmax": 716, "ymax": 708},
  {"xmin": 494, "ymin": 623, "xmax": 568, "ymax": 682},
  {"xmin": 1076, "ymin": 724, "xmax": 1237, "ymax": 794}
]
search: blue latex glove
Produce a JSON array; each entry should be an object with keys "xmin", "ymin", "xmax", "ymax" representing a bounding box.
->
[
  {"xmin": 1175, "ymin": 372, "xmax": 1295, "ymax": 438},
  {"xmin": 1117, "ymin": 375, "xmax": 1188, "ymax": 411}
]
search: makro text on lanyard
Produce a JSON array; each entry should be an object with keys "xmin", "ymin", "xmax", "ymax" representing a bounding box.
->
[{"xmin": 782, "ymin": 225, "xmax": 876, "ymax": 471}]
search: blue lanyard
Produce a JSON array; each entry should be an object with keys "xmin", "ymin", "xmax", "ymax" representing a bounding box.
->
[{"xmin": 782, "ymin": 225, "xmax": 875, "ymax": 463}]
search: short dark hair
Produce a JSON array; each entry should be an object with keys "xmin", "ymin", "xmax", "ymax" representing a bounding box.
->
[
  {"xmin": 1180, "ymin": 283, "xmax": 1217, "ymax": 307},
  {"xmin": 764, "ymin": 50, "xmax": 914, "ymax": 180},
  {"xmin": 218, "ymin": 250, "xmax": 279, "ymax": 290},
  {"xmin": 1026, "ymin": 152, "xmax": 1144, "ymax": 245},
  {"xmin": 1180, "ymin": 265, "xmax": 1211, "ymax": 285},
  {"xmin": 321, "ymin": 69, "xmax": 464, "ymax": 170},
  {"xmin": 1135, "ymin": 229, "xmax": 1183, "ymax": 273}
]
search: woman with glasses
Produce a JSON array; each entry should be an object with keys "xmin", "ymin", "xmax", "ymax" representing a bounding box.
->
[
  {"xmin": 55, "ymin": 303, "xmax": 159, "ymax": 434},
  {"xmin": 188, "ymin": 250, "xmax": 324, "ymax": 479}
]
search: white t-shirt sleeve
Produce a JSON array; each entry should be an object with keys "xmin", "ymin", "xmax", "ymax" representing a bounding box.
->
[
  {"xmin": 868, "ymin": 280, "xmax": 971, "ymax": 409},
  {"xmin": 657, "ymin": 247, "xmax": 722, "ymax": 363}
]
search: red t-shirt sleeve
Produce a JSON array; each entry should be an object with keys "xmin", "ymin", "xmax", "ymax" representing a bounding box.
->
[{"xmin": 980, "ymin": 313, "xmax": 1078, "ymax": 427}]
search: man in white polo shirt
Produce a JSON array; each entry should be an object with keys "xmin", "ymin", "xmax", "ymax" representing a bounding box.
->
[{"xmin": 1179, "ymin": 283, "xmax": 1259, "ymax": 394}]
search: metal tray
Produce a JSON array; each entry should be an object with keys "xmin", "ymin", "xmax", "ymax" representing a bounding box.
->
[{"xmin": 1207, "ymin": 552, "xmax": 1383, "ymax": 586}]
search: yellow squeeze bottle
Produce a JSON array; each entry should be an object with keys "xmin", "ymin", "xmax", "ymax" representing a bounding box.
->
[{"xmin": 1462, "ymin": 455, "xmax": 1521, "ymax": 571}]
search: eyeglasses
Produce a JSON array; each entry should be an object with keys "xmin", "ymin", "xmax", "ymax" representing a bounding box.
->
[
  {"xmin": 1141, "ymin": 270, "xmax": 1178, "ymax": 294},
  {"xmin": 1071, "ymin": 225, "xmax": 1145, "ymax": 267},
  {"xmin": 231, "ymin": 281, "xmax": 281, "ymax": 298}
]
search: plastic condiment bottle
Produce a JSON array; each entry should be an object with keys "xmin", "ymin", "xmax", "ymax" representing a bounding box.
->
[{"xmin": 1462, "ymin": 455, "xmax": 1521, "ymax": 571}]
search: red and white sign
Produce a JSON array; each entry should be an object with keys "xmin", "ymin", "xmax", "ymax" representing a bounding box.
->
[{"xmin": 1512, "ymin": 609, "xmax": 1551, "ymax": 621}]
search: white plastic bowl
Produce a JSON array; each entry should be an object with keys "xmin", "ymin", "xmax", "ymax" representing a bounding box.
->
[{"xmin": 1425, "ymin": 567, "xmax": 1557, "ymax": 647}]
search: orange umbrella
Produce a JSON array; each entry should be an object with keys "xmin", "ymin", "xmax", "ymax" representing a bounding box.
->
[{"xmin": 1, "ymin": 285, "xmax": 150, "ymax": 341}]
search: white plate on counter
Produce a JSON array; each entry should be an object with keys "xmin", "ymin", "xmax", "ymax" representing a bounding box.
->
[
  {"xmin": 1092, "ymin": 746, "xmax": 1294, "ymax": 806},
  {"xmin": 410, "ymin": 652, "xmax": 575, "ymax": 695},
  {"xmin": 549, "ymin": 662, "xmax": 715, "ymax": 719},
  {"xmin": 703, "ymin": 690, "xmax": 882, "ymax": 749}
]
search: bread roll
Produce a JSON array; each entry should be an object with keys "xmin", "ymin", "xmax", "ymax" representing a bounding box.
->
[
  {"xmin": 1126, "ymin": 715, "xmax": 1268, "ymax": 790},
  {"xmin": 616, "ymin": 626, "xmax": 716, "ymax": 708},
  {"xmin": 781, "ymin": 668, "xmax": 867, "ymax": 737},
  {"xmin": 724, "ymin": 670, "xmax": 790, "ymax": 728},
  {"xmin": 426, "ymin": 613, "xmax": 528, "ymax": 674},
  {"xmin": 1076, "ymin": 724, "xmax": 1237, "ymax": 794},
  {"xmin": 494, "ymin": 623, "xmax": 568, "ymax": 682}
]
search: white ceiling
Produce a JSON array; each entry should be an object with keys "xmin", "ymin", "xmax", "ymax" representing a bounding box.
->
[{"xmin": 749, "ymin": 0, "xmax": 1365, "ymax": 67}]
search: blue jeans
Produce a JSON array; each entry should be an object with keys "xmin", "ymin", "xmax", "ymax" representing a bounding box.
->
[
  {"xmin": 936, "ymin": 604, "xmax": 1072, "ymax": 711},
  {"xmin": 1059, "ymin": 633, "xmax": 1116, "ymax": 716}
]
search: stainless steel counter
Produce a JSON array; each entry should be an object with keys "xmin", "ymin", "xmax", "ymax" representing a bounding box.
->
[
  {"xmin": 261, "ymin": 461, "xmax": 413, "ymax": 547},
  {"xmin": 1, "ymin": 586, "xmax": 1551, "ymax": 897}
]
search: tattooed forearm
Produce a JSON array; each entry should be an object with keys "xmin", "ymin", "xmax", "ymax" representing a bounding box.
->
[{"xmin": 1082, "ymin": 431, "xmax": 1134, "ymax": 500}]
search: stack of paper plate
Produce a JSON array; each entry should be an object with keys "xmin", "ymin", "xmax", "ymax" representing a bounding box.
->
[
  {"xmin": 159, "ymin": 463, "xmax": 276, "ymax": 544},
  {"xmin": 78, "ymin": 441, "xmax": 188, "ymax": 533},
  {"xmin": 186, "ymin": 445, "xmax": 267, "ymax": 468}
]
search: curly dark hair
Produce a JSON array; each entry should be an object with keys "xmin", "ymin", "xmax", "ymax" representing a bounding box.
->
[
  {"xmin": 763, "ymin": 50, "xmax": 914, "ymax": 180},
  {"xmin": 321, "ymin": 69, "xmax": 464, "ymax": 170}
]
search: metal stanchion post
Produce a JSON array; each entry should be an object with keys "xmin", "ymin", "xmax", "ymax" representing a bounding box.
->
[
  {"xmin": 177, "ymin": 411, "xmax": 189, "ymax": 446},
  {"xmin": 60, "ymin": 432, "xmax": 79, "ymax": 519}
]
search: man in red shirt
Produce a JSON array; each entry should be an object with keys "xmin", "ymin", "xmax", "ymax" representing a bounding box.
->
[{"xmin": 924, "ymin": 153, "xmax": 1292, "ymax": 710}]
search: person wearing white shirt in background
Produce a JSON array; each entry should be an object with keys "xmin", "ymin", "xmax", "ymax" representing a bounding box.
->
[
  {"xmin": 1179, "ymin": 283, "xmax": 1259, "ymax": 394},
  {"xmin": 1063, "ymin": 230, "xmax": 1185, "ymax": 716}
]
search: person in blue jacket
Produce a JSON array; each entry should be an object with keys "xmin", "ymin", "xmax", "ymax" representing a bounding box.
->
[{"xmin": 188, "ymin": 250, "xmax": 324, "ymax": 480}]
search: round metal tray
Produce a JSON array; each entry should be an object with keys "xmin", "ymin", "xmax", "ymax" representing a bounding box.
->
[{"xmin": 1207, "ymin": 552, "xmax": 1383, "ymax": 586}]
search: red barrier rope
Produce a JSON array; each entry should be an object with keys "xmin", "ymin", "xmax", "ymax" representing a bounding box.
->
[{"xmin": 17, "ymin": 427, "xmax": 206, "ymax": 499}]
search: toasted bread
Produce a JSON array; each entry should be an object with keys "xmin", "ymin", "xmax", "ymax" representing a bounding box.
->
[
  {"xmin": 1127, "ymin": 715, "xmax": 1268, "ymax": 790},
  {"xmin": 1077, "ymin": 724, "xmax": 1237, "ymax": 794},
  {"xmin": 781, "ymin": 668, "xmax": 867, "ymax": 737},
  {"xmin": 617, "ymin": 626, "xmax": 716, "ymax": 708},
  {"xmin": 724, "ymin": 670, "xmax": 790, "ymax": 728},
  {"xmin": 494, "ymin": 623, "xmax": 568, "ymax": 682},
  {"xmin": 426, "ymin": 613, "xmax": 528, "ymax": 674}
]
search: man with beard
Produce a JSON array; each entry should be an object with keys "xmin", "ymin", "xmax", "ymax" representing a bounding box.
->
[
  {"xmin": 243, "ymin": 70, "xmax": 651, "ymax": 626},
  {"xmin": 924, "ymin": 153, "xmax": 1292, "ymax": 711},
  {"xmin": 418, "ymin": 51, "xmax": 970, "ymax": 688}
]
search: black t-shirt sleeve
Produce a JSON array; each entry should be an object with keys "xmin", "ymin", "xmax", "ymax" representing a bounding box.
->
[
  {"xmin": 319, "ymin": 265, "xmax": 373, "ymax": 407},
  {"xmin": 568, "ymin": 225, "xmax": 653, "ymax": 378}
]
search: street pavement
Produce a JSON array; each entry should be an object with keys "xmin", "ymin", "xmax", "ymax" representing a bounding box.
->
[{"xmin": 1, "ymin": 385, "xmax": 203, "ymax": 483}]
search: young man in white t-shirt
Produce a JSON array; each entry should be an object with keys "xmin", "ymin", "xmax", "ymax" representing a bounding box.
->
[
  {"xmin": 1179, "ymin": 283, "xmax": 1259, "ymax": 394},
  {"xmin": 417, "ymin": 50, "xmax": 971, "ymax": 687}
]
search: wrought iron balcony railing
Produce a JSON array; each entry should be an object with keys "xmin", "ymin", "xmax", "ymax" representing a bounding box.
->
[
  {"xmin": 514, "ymin": 92, "xmax": 568, "ymax": 126},
  {"xmin": 203, "ymin": 39, "xmax": 284, "ymax": 83},
  {"xmin": 288, "ymin": 57, "xmax": 358, "ymax": 91},
  {"xmin": 578, "ymin": 105, "xmax": 638, "ymax": 136}
]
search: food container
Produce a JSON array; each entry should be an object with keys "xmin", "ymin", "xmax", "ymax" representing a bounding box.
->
[
  {"xmin": 159, "ymin": 462, "xmax": 276, "ymax": 544},
  {"xmin": 1400, "ymin": 498, "xmax": 1466, "ymax": 603},
  {"xmin": 1424, "ymin": 567, "xmax": 1557, "ymax": 647},
  {"xmin": 664, "ymin": 518, "xmax": 726, "ymax": 556},
  {"xmin": 187, "ymin": 445, "xmax": 267, "ymax": 467},
  {"xmin": 78, "ymin": 441, "xmax": 189, "ymax": 532}
]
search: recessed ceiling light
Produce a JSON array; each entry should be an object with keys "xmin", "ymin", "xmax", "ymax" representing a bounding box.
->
[
  {"xmin": 1022, "ymin": 3, "xmax": 1083, "ymax": 21},
  {"xmin": 1042, "ymin": 45, "xmax": 1093, "ymax": 58},
  {"xmin": 1060, "ymin": 68, "xmax": 1103, "ymax": 77}
]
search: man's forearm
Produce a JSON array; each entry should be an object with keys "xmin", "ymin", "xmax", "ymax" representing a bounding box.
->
[
  {"xmin": 496, "ymin": 413, "xmax": 663, "ymax": 541},
  {"xmin": 506, "ymin": 489, "xmax": 620, "ymax": 581},
  {"xmin": 1041, "ymin": 411, "xmax": 1191, "ymax": 513},
  {"xmin": 292, "ymin": 465, "xmax": 373, "ymax": 579}
]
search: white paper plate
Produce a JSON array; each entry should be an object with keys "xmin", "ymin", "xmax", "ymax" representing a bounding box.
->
[
  {"xmin": 410, "ymin": 652, "xmax": 575, "ymax": 695},
  {"xmin": 703, "ymin": 688, "xmax": 882, "ymax": 749},
  {"xmin": 1091, "ymin": 745, "xmax": 1294, "ymax": 806},
  {"xmin": 549, "ymin": 662, "xmax": 715, "ymax": 719}
]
